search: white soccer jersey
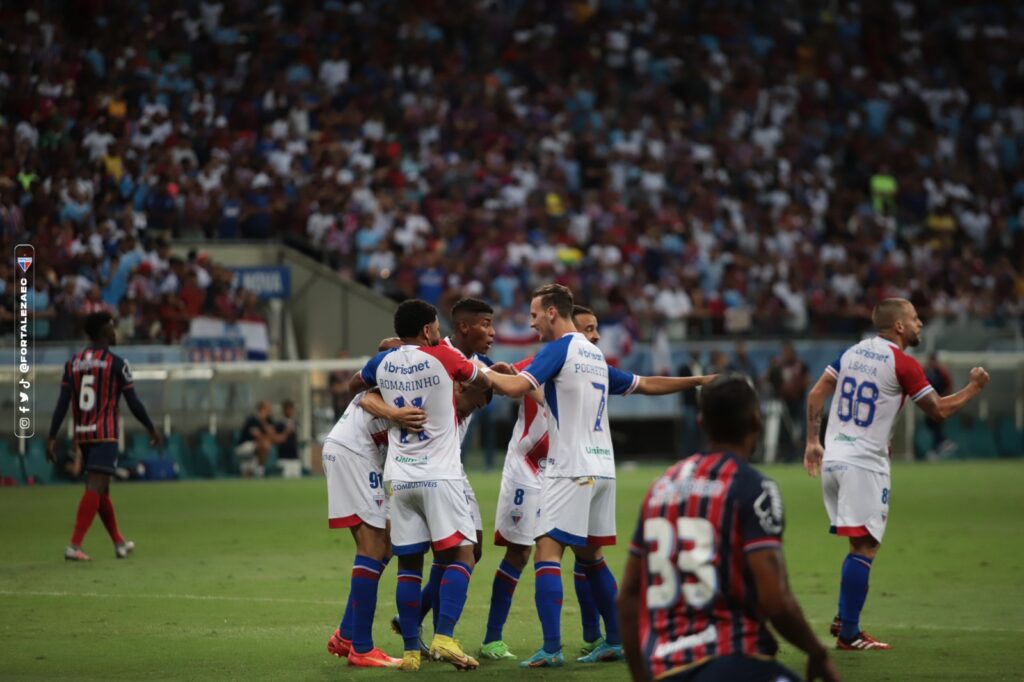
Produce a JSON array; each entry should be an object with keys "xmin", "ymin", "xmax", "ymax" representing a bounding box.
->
[
  {"xmin": 360, "ymin": 344, "xmax": 478, "ymax": 482},
  {"xmin": 441, "ymin": 336, "xmax": 493, "ymax": 443},
  {"xmin": 502, "ymin": 355, "xmax": 549, "ymax": 488},
  {"xmin": 323, "ymin": 391, "xmax": 390, "ymax": 467},
  {"xmin": 520, "ymin": 332, "xmax": 639, "ymax": 479},
  {"xmin": 823, "ymin": 336, "xmax": 934, "ymax": 475}
]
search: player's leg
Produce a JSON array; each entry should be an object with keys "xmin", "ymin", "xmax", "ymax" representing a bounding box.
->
[
  {"xmin": 482, "ymin": 477, "xmax": 538, "ymax": 659},
  {"xmin": 574, "ymin": 477, "xmax": 623, "ymax": 663},
  {"xmin": 390, "ymin": 483, "xmax": 433, "ymax": 671},
  {"xmin": 833, "ymin": 466, "xmax": 891, "ymax": 650},
  {"xmin": 87, "ymin": 444, "xmax": 132, "ymax": 557},
  {"xmin": 344, "ymin": 522, "xmax": 395, "ymax": 664},
  {"xmin": 522, "ymin": 476, "xmax": 589, "ymax": 668},
  {"xmin": 683, "ymin": 653, "xmax": 802, "ymax": 681},
  {"xmin": 66, "ymin": 443, "xmax": 118, "ymax": 560},
  {"xmin": 573, "ymin": 558, "xmax": 604, "ymax": 652},
  {"xmin": 424, "ymin": 480, "xmax": 479, "ymax": 670}
]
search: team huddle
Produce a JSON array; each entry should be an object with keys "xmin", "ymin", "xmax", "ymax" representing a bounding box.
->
[
  {"xmin": 319, "ymin": 289, "xmax": 990, "ymax": 680},
  {"xmin": 43, "ymin": 293, "xmax": 988, "ymax": 680}
]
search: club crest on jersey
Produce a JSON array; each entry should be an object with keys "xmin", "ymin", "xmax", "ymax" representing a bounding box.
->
[
  {"xmin": 754, "ymin": 480, "xmax": 784, "ymax": 534},
  {"xmin": 511, "ymin": 510, "xmax": 523, "ymax": 525},
  {"xmin": 17, "ymin": 256, "xmax": 33, "ymax": 272}
]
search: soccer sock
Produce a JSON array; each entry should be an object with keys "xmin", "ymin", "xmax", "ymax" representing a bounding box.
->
[
  {"xmin": 573, "ymin": 562, "xmax": 603, "ymax": 643},
  {"xmin": 97, "ymin": 492, "xmax": 125, "ymax": 545},
  {"xmin": 534, "ymin": 561, "xmax": 563, "ymax": 654},
  {"xmin": 351, "ymin": 555, "xmax": 385, "ymax": 654},
  {"xmin": 484, "ymin": 560, "xmax": 522, "ymax": 643},
  {"xmin": 420, "ymin": 560, "xmax": 446, "ymax": 632},
  {"xmin": 338, "ymin": 592, "xmax": 354, "ymax": 641},
  {"xmin": 70, "ymin": 489, "xmax": 101, "ymax": 547},
  {"xmin": 579, "ymin": 557, "xmax": 621, "ymax": 646},
  {"xmin": 838, "ymin": 553, "xmax": 873, "ymax": 640},
  {"xmin": 396, "ymin": 569, "xmax": 423, "ymax": 651},
  {"xmin": 436, "ymin": 561, "xmax": 473, "ymax": 638}
]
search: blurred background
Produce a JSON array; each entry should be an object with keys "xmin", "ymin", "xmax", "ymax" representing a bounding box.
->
[{"xmin": 1, "ymin": 0, "xmax": 1022, "ymax": 485}]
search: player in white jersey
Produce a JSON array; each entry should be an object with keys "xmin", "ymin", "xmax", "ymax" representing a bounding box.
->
[
  {"xmin": 408, "ymin": 298, "xmax": 500, "ymax": 649},
  {"xmin": 324, "ymin": 337, "xmax": 426, "ymax": 669},
  {"xmin": 804, "ymin": 298, "xmax": 989, "ymax": 651},
  {"xmin": 350, "ymin": 299, "xmax": 493, "ymax": 672},
  {"xmin": 479, "ymin": 305, "xmax": 717, "ymax": 663}
]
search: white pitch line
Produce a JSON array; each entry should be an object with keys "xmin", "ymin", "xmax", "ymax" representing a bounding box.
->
[{"xmin": 2, "ymin": 591, "xmax": 1022, "ymax": 633}]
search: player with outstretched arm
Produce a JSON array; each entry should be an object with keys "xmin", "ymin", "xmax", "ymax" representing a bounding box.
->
[{"xmin": 804, "ymin": 298, "xmax": 989, "ymax": 650}]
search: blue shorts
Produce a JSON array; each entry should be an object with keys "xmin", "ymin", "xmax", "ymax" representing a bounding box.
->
[
  {"xmin": 665, "ymin": 654, "xmax": 801, "ymax": 682},
  {"xmin": 80, "ymin": 442, "xmax": 119, "ymax": 475}
]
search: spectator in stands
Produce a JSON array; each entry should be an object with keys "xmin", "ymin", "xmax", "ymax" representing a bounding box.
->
[
  {"xmin": 923, "ymin": 353, "xmax": 955, "ymax": 460},
  {"xmin": 275, "ymin": 400, "xmax": 301, "ymax": 478},
  {"xmin": 765, "ymin": 342, "xmax": 810, "ymax": 462},
  {"xmin": 727, "ymin": 341, "xmax": 758, "ymax": 384},
  {"xmin": 235, "ymin": 400, "xmax": 292, "ymax": 479}
]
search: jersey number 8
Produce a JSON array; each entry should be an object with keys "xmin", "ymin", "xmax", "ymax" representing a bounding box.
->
[
  {"xmin": 643, "ymin": 517, "xmax": 717, "ymax": 609},
  {"xmin": 836, "ymin": 377, "xmax": 879, "ymax": 427}
]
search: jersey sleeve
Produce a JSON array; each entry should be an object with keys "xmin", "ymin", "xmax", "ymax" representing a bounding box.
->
[
  {"xmin": 359, "ymin": 350, "xmax": 389, "ymax": 387},
  {"xmin": 608, "ymin": 366, "xmax": 640, "ymax": 395},
  {"xmin": 825, "ymin": 350, "xmax": 844, "ymax": 378},
  {"xmin": 520, "ymin": 336, "xmax": 572, "ymax": 389},
  {"xmin": 893, "ymin": 350, "xmax": 935, "ymax": 402},
  {"xmin": 476, "ymin": 353, "xmax": 495, "ymax": 367},
  {"xmin": 735, "ymin": 470, "xmax": 785, "ymax": 554},
  {"xmin": 422, "ymin": 345, "xmax": 479, "ymax": 383},
  {"xmin": 114, "ymin": 356, "xmax": 135, "ymax": 391}
]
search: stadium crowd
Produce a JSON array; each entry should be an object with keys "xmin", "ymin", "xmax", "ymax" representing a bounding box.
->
[{"xmin": 1, "ymin": 0, "xmax": 1023, "ymax": 343}]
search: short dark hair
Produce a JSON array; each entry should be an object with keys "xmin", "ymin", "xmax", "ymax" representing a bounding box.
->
[
  {"xmin": 451, "ymin": 298, "xmax": 493, "ymax": 321},
  {"xmin": 699, "ymin": 375, "xmax": 761, "ymax": 442},
  {"xmin": 83, "ymin": 311, "xmax": 114, "ymax": 342},
  {"xmin": 872, "ymin": 298, "xmax": 912, "ymax": 331},
  {"xmin": 572, "ymin": 305, "xmax": 595, "ymax": 319},
  {"xmin": 394, "ymin": 299, "xmax": 438, "ymax": 339},
  {"xmin": 282, "ymin": 399, "xmax": 295, "ymax": 409},
  {"xmin": 531, "ymin": 284, "xmax": 574, "ymax": 319}
]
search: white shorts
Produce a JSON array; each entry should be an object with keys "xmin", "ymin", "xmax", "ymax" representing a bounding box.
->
[
  {"xmin": 536, "ymin": 476, "xmax": 616, "ymax": 547},
  {"xmin": 494, "ymin": 477, "xmax": 542, "ymax": 547},
  {"xmin": 463, "ymin": 476, "xmax": 483, "ymax": 532},
  {"xmin": 388, "ymin": 479, "xmax": 477, "ymax": 555},
  {"xmin": 822, "ymin": 461, "xmax": 890, "ymax": 542},
  {"xmin": 323, "ymin": 443, "xmax": 387, "ymax": 530}
]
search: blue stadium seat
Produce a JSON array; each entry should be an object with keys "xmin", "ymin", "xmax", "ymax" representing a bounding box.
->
[
  {"xmin": 995, "ymin": 416, "xmax": 1023, "ymax": 458},
  {"xmin": 23, "ymin": 438, "xmax": 55, "ymax": 485}
]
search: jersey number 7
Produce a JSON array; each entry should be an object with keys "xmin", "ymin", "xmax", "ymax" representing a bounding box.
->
[{"xmin": 590, "ymin": 382, "xmax": 607, "ymax": 432}]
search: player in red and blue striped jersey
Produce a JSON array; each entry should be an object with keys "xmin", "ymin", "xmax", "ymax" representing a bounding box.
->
[
  {"xmin": 620, "ymin": 377, "xmax": 839, "ymax": 682},
  {"xmin": 47, "ymin": 312, "xmax": 161, "ymax": 562}
]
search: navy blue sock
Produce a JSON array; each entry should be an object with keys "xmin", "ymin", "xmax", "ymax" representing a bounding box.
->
[
  {"xmin": 350, "ymin": 555, "xmax": 385, "ymax": 654},
  {"xmin": 534, "ymin": 561, "xmax": 563, "ymax": 654},
  {"xmin": 420, "ymin": 561, "xmax": 446, "ymax": 633},
  {"xmin": 338, "ymin": 591, "xmax": 354, "ymax": 641},
  {"xmin": 436, "ymin": 561, "xmax": 473, "ymax": 637},
  {"xmin": 396, "ymin": 569, "xmax": 423, "ymax": 651},
  {"xmin": 838, "ymin": 553, "xmax": 873, "ymax": 640},
  {"xmin": 580, "ymin": 557, "xmax": 621, "ymax": 646},
  {"xmin": 573, "ymin": 562, "xmax": 603, "ymax": 643},
  {"xmin": 484, "ymin": 560, "xmax": 522, "ymax": 643}
]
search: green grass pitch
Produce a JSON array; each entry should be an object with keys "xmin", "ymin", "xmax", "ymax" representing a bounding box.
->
[{"xmin": 1, "ymin": 461, "xmax": 1023, "ymax": 680}]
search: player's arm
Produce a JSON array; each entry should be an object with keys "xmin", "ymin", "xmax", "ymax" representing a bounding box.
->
[
  {"xmin": 117, "ymin": 359, "xmax": 161, "ymax": 447},
  {"xmin": 632, "ymin": 373, "xmax": 718, "ymax": 395},
  {"xmin": 618, "ymin": 553, "xmax": 649, "ymax": 682},
  {"xmin": 747, "ymin": 549, "xmax": 840, "ymax": 682},
  {"xmin": 481, "ymin": 367, "xmax": 531, "ymax": 398},
  {"xmin": 358, "ymin": 389, "xmax": 426, "ymax": 432},
  {"xmin": 914, "ymin": 367, "xmax": 989, "ymax": 421},
  {"xmin": 803, "ymin": 370, "xmax": 837, "ymax": 477},
  {"xmin": 46, "ymin": 364, "xmax": 74, "ymax": 463},
  {"xmin": 348, "ymin": 350, "xmax": 390, "ymax": 394}
]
